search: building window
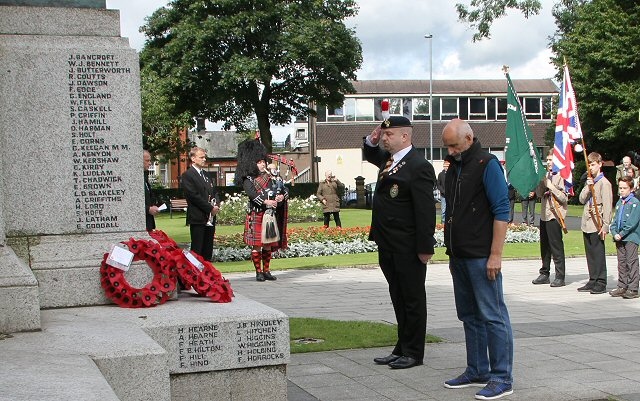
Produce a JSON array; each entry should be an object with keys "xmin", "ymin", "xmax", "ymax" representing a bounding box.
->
[
  {"xmin": 523, "ymin": 97, "xmax": 542, "ymax": 120},
  {"xmin": 375, "ymin": 98, "xmax": 403, "ymax": 120},
  {"xmin": 412, "ymin": 98, "xmax": 431, "ymax": 120},
  {"xmin": 344, "ymin": 98, "xmax": 374, "ymax": 121},
  {"xmin": 468, "ymin": 98, "xmax": 487, "ymax": 120},
  {"xmin": 440, "ymin": 98, "xmax": 458, "ymax": 120},
  {"xmin": 496, "ymin": 98, "xmax": 507, "ymax": 120},
  {"xmin": 327, "ymin": 105, "xmax": 344, "ymax": 122}
]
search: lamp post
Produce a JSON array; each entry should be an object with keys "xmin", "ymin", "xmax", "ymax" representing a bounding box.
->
[{"xmin": 425, "ymin": 34, "xmax": 433, "ymax": 162}]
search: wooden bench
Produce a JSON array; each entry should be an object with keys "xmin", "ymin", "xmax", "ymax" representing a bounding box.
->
[{"xmin": 169, "ymin": 198, "xmax": 188, "ymax": 218}]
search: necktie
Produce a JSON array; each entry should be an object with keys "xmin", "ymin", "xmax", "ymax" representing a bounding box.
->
[
  {"xmin": 379, "ymin": 157, "xmax": 393, "ymax": 179},
  {"xmin": 200, "ymin": 170, "xmax": 208, "ymax": 182}
]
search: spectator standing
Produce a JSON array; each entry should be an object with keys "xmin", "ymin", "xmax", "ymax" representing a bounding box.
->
[
  {"xmin": 363, "ymin": 116, "xmax": 436, "ymax": 370},
  {"xmin": 143, "ymin": 150, "xmax": 159, "ymax": 231},
  {"xmin": 615, "ymin": 156, "xmax": 638, "ymax": 182},
  {"xmin": 181, "ymin": 147, "xmax": 220, "ymax": 261},
  {"xmin": 626, "ymin": 167, "xmax": 639, "ymax": 190},
  {"xmin": 521, "ymin": 190, "xmax": 536, "ymax": 225},
  {"xmin": 578, "ymin": 152, "xmax": 613, "ymax": 294},
  {"xmin": 609, "ymin": 176, "xmax": 640, "ymax": 299},
  {"xmin": 441, "ymin": 119, "xmax": 514, "ymax": 400},
  {"xmin": 532, "ymin": 150, "xmax": 568, "ymax": 287},
  {"xmin": 316, "ymin": 170, "xmax": 344, "ymax": 228},
  {"xmin": 437, "ymin": 161, "xmax": 449, "ymax": 223}
]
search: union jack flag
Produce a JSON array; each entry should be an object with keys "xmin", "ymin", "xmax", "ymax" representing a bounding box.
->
[{"xmin": 553, "ymin": 64, "xmax": 582, "ymax": 195}]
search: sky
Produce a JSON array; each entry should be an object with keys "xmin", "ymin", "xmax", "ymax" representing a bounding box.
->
[{"xmin": 106, "ymin": 0, "xmax": 559, "ymax": 140}]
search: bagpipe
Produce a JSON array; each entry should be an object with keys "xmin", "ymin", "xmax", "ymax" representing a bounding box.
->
[
  {"xmin": 254, "ymin": 129, "xmax": 298, "ymax": 185},
  {"xmin": 267, "ymin": 153, "xmax": 298, "ymax": 186}
]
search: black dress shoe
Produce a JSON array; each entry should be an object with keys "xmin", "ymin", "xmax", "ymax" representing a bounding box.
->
[
  {"xmin": 256, "ymin": 272, "xmax": 265, "ymax": 282},
  {"xmin": 373, "ymin": 354, "xmax": 401, "ymax": 365},
  {"xmin": 550, "ymin": 279, "xmax": 565, "ymax": 287},
  {"xmin": 577, "ymin": 284, "xmax": 593, "ymax": 292},
  {"xmin": 263, "ymin": 271, "xmax": 277, "ymax": 281},
  {"xmin": 389, "ymin": 356, "xmax": 422, "ymax": 369},
  {"xmin": 532, "ymin": 274, "xmax": 550, "ymax": 285}
]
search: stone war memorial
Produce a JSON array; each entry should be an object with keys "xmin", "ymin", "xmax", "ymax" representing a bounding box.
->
[{"xmin": 0, "ymin": 1, "xmax": 289, "ymax": 400}]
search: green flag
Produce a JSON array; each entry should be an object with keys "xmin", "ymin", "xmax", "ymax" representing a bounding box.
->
[{"xmin": 505, "ymin": 73, "xmax": 545, "ymax": 196}]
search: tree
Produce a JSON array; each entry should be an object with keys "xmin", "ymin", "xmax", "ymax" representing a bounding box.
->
[
  {"xmin": 456, "ymin": 0, "xmax": 543, "ymax": 41},
  {"xmin": 140, "ymin": 0, "xmax": 362, "ymax": 153},
  {"xmin": 550, "ymin": 0, "xmax": 640, "ymax": 161},
  {"xmin": 141, "ymin": 67, "xmax": 193, "ymax": 162}
]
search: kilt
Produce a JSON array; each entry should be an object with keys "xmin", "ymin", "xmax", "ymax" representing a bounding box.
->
[
  {"xmin": 244, "ymin": 207, "xmax": 288, "ymax": 251},
  {"xmin": 244, "ymin": 210, "xmax": 279, "ymax": 248}
]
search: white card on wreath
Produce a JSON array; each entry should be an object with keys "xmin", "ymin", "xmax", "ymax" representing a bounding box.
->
[
  {"xmin": 107, "ymin": 244, "xmax": 134, "ymax": 272},
  {"xmin": 183, "ymin": 249, "xmax": 205, "ymax": 272}
]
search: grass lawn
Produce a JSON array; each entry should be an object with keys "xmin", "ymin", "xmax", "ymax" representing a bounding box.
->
[
  {"xmin": 289, "ymin": 318, "xmax": 441, "ymax": 354},
  {"xmin": 156, "ymin": 208, "xmax": 615, "ymax": 274}
]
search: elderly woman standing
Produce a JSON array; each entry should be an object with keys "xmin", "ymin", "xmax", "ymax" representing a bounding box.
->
[{"xmin": 316, "ymin": 170, "xmax": 344, "ymax": 228}]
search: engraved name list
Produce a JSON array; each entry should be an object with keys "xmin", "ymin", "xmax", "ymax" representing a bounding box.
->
[{"xmin": 68, "ymin": 54, "xmax": 132, "ymax": 230}]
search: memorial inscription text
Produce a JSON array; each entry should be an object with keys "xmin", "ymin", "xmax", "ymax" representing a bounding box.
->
[{"xmin": 68, "ymin": 54, "xmax": 131, "ymax": 230}]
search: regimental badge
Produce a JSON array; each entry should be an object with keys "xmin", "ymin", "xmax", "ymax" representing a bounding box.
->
[
  {"xmin": 383, "ymin": 119, "xmax": 390, "ymax": 127},
  {"xmin": 390, "ymin": 184, "xmax": 399, "ymax": 198}
]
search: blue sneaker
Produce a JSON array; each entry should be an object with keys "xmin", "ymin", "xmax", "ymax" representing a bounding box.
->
[
  {"xmin": 475, "ymin": 381, "xmax": 513, "ymax": 400},
  {"xmin": 444, "ymin": 373, "xmax": 489, "ymax": 389}
]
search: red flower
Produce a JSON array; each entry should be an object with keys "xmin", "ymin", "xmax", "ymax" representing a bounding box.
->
[
  {"xmin": 145, "ymin": 282, "xmax": 161, "ymax": 295},
  {"xmin": 141, "ymin": 289, "xmax": 157, "ymax": 307},
  {"xmin": 124, "ymin": 238, "xmax": 146, "ymax": 256},
  {"xmin": 159, "ymin": 277, "xmax": 176, "ymax": 292}
]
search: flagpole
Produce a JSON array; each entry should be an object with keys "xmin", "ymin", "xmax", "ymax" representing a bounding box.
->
[
  {"xmin": 564, "ymin": 59, "xmax": 602, "ymax": 231},
  {"xmin": 550, "ymin": 195, "xmax": 568, "ymax": 234}
]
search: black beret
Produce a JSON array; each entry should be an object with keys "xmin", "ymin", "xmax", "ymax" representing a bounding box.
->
[{"xmin": 381, "ymin": 116, "xmax": 412, "ymax": 128}]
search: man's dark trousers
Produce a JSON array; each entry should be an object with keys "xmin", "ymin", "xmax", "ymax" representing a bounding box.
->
[
  {"xmin": 379, "ymin": 250, "xmax": 426, "ymax": 362},
  {"xmin": 539, "ymin": 219, "xmax": 565, "ymax": 279},
  {"xmin": 190, "ymin": 224, "xmax": 215, "ymax": 261}
]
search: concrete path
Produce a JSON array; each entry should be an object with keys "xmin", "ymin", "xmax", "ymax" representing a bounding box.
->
[{"xmin": 226, "ymin": 256, "xmax": 640, "ymax": 401}]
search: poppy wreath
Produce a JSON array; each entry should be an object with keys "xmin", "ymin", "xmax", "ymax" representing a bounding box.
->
[
  {"xmin": 100, "ymin": 238, "xmax": 178, "ymax": 308},
  {"xmin": 174, "ymin": 250, "xmax": 234, "ymax": 303}
]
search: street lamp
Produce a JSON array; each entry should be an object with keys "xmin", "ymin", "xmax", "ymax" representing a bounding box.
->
[{"xmin": 425, "ymin": 34, "xmax": 433, "ymax": 162}]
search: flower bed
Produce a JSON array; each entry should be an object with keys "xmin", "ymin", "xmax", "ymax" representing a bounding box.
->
[
  {"xmin": 216, "ymin": 193, "xmax": 322, "ymax": 225},
  {"xmin": 213, "ymin": 224, "xmax": 540, "ymax": 262}
]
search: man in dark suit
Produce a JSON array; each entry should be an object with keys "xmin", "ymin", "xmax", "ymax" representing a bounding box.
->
[
  {"xmin": 144, "ymin": 150, "xmax": 159, "ymax": 231},
  {"xmin": 181, "ymin": 147, "xmax": 220, "ymax": 261},
  {"xmin": 363, "ymin": 116, "xmax": 437, "ymax": 369}
]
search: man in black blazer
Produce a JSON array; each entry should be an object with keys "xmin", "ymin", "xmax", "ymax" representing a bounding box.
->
[
  {"xmin": 363, "ymin": 116, "xmax": 437, "ymax": 369},
  {"xmin": 144, "ymin": 150, "xmax": 159, "ymax": 231},
  {"xmin": 181, "ymin": 147, "xmax": 220, "ymax": 261}
]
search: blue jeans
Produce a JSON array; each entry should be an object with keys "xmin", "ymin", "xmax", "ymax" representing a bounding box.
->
[
  {"xmin": 449, "ymin": 256, "xmax": 513, "ymax": 384},
  {"xmin": 440, "ymin": 197, "xmax": 446, "ymax": 223}
]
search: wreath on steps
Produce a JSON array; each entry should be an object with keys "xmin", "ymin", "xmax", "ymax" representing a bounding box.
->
[{"xmin": 100, "ymin": 231, "xmax": 234, "ymax": 308}]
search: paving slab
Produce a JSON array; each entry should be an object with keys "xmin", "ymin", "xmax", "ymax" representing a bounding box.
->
[{"xmin": 226, "ymin": 255, "xmax": 640, "ymax": 401}]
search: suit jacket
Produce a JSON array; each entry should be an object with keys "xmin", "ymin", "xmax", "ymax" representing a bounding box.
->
[
  {"xmin": 181, "ymin": 167, "xmax": 218, "ymax": 225},
  {"xmin": 144, "ymin": 172, "xmax": 156, "ymax": 230},
  {"xmin": 363, "ymin": 143, "xmax": 436, "ymax": 254}
]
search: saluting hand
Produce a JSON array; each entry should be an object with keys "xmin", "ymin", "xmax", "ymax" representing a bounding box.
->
[{"xmin": 369, "ymin": 126, "xmax": 382, "ymax": 145}]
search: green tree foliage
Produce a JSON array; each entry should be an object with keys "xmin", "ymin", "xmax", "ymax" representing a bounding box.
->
[
  {"xmin": 456, "ymin": 0, "xmax": 542, "ymax": 41},
  {"xmin": 139, "ymin": 0, "xmax": 363, "ymax": 153},
  {"xmin": 550, "ymin": 0, "xmax": 640, "ymax": 161},
  {"xmin": 141, "ymin": 67, "xmax": 193, "ymax": 162}
]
